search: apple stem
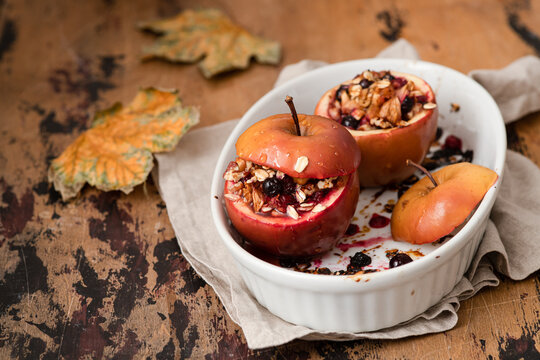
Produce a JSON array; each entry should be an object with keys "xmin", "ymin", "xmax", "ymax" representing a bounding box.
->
[
  {"xmin": 285, "ymin": 96, "xmax": 302, "ymax": 136},
  {"xmin": 406, "ymin": 159, "xmax": 438, "ymax": 187}
]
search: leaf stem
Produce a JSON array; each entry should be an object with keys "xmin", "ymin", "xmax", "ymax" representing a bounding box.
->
[
  {"xmin": 406, "ymin": 159, "xmax": 438, "ymax": 187},
  {"xmin": 285, "ymin": 96, "xmax": 301, "ymax": 136}
]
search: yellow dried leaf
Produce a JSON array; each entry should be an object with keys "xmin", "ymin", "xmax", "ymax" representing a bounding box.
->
[
  {"xmin": 138, "ymin": 8, "xmax": 281, "ymax": 78},
  {"xmin": 48, "ymin": 88, "xmax": 199, "ymax": 200}
]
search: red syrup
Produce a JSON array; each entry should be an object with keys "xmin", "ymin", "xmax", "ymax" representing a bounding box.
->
[
  {"xmin": 369, "ymin": 213, "xmax": 390, "ymax": 228},
  {"xmin": 336, "ymin": 236, "xmax": 391, "ymax": 251}
]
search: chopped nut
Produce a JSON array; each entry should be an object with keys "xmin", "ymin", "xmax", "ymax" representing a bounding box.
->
[
  {"xmin": 245, "ymin": 161, "xmax": 253, "ymax": 171},
  {"xmin": 312, "ymin": 204, "xmax": 327, "ymax": 213},
  {"xmin": 252, "ymin": 188, "xmax": 264, "ymax": 212},
  {"xmin": 363, "ymin": 71, "xmax": 374, "ymax": 81},
  {"xmin": 236, "ymin": 158, "xmax": 246, "ymax": 171},
  {"xmin": 253, "ymin": 169, "xmax": 269, "ymax": 182},
  {"xmin": 317, "ymin": 179, "xmax": 334, "ymax": 190},
  {"xmin": 295, "ymin": 189, "xmax": 306, "ymax": 203},
  {"xmin": 376, "ymin": 79, "xmax": 391, "ymax": 89},
  {"xmin": 349, "ymin": 84, "xmax": 362, "ymax": 98},
  {"xmin": 294, "ymin": 156, "xmax": 309, "ymax": 173},
  {"xmin": 276, "ymin": 170, "xmax": 285, "ymax": 179},
  {"xmin": 224, "ymin": 194, "xmax": 240, "ymax": 201},
  {"xmin": 287, "ymin": 205, "xmax": 299, "ymax": 220},
  {"xmin": 298, "ymin": 203, "xmax": 314, "ymax": 211},
  {"xmin": 261, "ymin": 206, "xmax": 273, "ymax": 213},
  {"xmin": 379, "ymin": 97, "xmax": 402, "ymax": 125},
  {"xmin": 423, "ymin": 102, "xmax": 437, "ymax": 110}
]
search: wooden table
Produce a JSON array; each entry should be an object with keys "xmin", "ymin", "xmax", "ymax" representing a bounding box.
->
[{"xmin": 1, "ymin": 0, "xmax": 539, "ymax": 358}]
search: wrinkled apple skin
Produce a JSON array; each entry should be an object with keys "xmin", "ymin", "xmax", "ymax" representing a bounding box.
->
[
  {"xmin": 224, "ymin": 172, "xmax": 360, "ymax": 257},
  {"xmin": 315, "ymin": 71, "xmax": 438, "ymax": 187},
  {"xmin": 390, "ymin": 162, "xmax": 498, "ymax": 244},
  {"xmin": 236, "ymin": 114, "xmax": 361, "ymax": 179}
]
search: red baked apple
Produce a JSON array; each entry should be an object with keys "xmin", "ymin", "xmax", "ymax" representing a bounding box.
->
[
  {"xmin": 315, "ymin": 70, "xmax": 438, "ymax": 187},
  {"xmin": 390, "ymin": 161, "xmax": 498, "ymax": 244},
  {"xmin": 223, "ymin": 97, "xmax": 361, "ymax": 257}
]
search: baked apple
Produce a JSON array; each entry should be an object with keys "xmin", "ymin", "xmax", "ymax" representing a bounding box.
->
[
  {"xmin": 391, "ymin": 161, "xmax": 498, "ymax": 244},
  {"xmin": 315, "ymin": 70, "xmax": 438, "ymax": 187},
  {"xmin": 223, "ymin": 97, "xmax": 361, "ymax": 257}
]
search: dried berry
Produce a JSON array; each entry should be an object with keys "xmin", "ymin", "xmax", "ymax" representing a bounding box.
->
[
  {"xmin": 400, "ymin": 96, "xmax": 414, "ymax": 119},
  {"xmin": 345, "ymin": 223, "xmax": 360, "ymax": 236},
  {"xmin": 359, "ymin": 79, "xmax": 373, "ymax": 89},
  {"xmin": 341, "ymin": 115, "xmax": 360, "ymax": 129},
  {"xmin": 350, "ymin": 252, "xmax": 372, "ymax": 268},
  {"xmin": 389, "ymin": 253, "xmax": 413, "ymax": 268},
  {"xmin": 443, "ymin": 135, "xmax": 462, "ymax": 151},
  {"xmin": 262, "ymin": 177, "xmax": 283, "ymax": 197}
]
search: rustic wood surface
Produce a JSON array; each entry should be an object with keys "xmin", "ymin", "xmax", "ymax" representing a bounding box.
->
[{"xmin": 1, "ymin": 0, "xmax": 539, "ymax": 358}]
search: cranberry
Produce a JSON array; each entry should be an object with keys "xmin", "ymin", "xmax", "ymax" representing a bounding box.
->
[
  {"xmin": 359, "ymin": 79, "xmax": 373, "ymax": 89},
  {"xmin": 281, "ymin": 176, "xmax": 296, "ymax": 194},
  {"xmin": 341, "ymin": 115, "xmax": 360, "ymax": 129},
  {"xmin": 400, "ymin": 96, "xmax": 414, "ymax": 119},
  {"xmin": 389, "ymin": 253, "xmax": 413, "ymax": 268},
  {"xmin": 345, "ymin": 223, "xmax": 360, "ymax": 236},
  {"xmin": 262, "ymin": 177, "xmax": 283, "ymax": 197},
  {"xmin": 392, "ymin": 77, "xmax": 407, "ymax": 88},
  {"xmin": 310, "ymin": 189, "xmax": 329, "ymax": 204},
  {"xmin": 360, "ymin": 116, "xmax": 370, "ymax": 126},
  {"xmin": 369, "ymin": 213, "xmax": 390, "ymax": 228},
  {"xmin": 416, "ymin": 95, "xmax": 428, "ymax": 104},
  {"xmin": 443, "ymin": 135, "xmax": 462, "ymax": 151}
]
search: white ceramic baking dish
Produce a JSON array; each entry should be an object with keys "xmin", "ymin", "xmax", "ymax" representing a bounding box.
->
[{"xmin": 210, "ymin": 59, "xmax": 506, "ymax": 332}]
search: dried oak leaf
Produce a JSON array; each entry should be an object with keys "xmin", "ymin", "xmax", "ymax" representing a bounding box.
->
[
  {"xmin": 48, "ymin": 88, "xmax": 199, "ymax": 200},
  {"xmin": 138, "ymin": 8, "xmax": 281, "ymax": 78}
]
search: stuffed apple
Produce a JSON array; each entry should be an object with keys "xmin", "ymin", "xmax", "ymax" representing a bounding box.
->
[
  {"xmin": 315, "ymin": 70, "xmax": 438, "ymax": 187},
  {"xmin": 223, "ymin": 97, "xmax": 361, "ymax": 257}
]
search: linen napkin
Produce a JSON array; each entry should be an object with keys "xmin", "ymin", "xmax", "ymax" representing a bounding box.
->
[{"xmin": 154, "ymin": 39, "xmax": 540, "ymax": 349}]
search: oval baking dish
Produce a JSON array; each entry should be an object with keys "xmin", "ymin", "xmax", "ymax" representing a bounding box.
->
[{"xmin": 210, "ymin": 59, "xmax": 506, "ymax": 332}]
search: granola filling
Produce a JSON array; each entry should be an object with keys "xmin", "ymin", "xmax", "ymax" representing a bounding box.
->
[
  {"xmin": 223, "ymin": 158, "xmax": 342, "ymax": 219},
  {"xmin": 327, "ymin": 70, "xmax": 436, "ymax": 131}
]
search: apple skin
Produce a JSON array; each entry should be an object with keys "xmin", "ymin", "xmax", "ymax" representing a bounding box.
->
[
  {"xmin": 236, "ymin": 114, "xmax": 361, "ymax": 179},
  {"xmin": 390, "ymin": 162, "xmax": 498, "ymax": 245},
  {"xmin": 315, "ymin": 71, "xmax": 438, "ymax": 187},
  {"xmin": 224, "ymin": 172, "xmax": 360, "ymax": 257}
]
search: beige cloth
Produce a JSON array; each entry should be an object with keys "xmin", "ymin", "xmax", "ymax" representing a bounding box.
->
[{"xmin": 154, "ymin": 39, "xmax": 540, "ymax": 349}]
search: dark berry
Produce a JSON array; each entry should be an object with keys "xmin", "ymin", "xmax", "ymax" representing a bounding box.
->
[
  {"xmin": 350, "ymin": 252, "xmax": 372, "ymax": 268},
  {"xmin": 435, "ymin": 127, "xmax": 443, "ymax": 141},
  {"xmin": 341, "ymin": 115, "xmax": 360, "ymax": 129},
  {"xmin": 335, "ymin": 85, "xmax": 349, "ymax": 101},
  {"xmin": 383, "ymin": 72, "xmax": 396, "ymax": 81},
  {"xmin": 369, "ymin": 213, "xmax": 390, "ymax": 228},
  {"xmin": 400, "ymin": 96, "xmax": 414, "ymax": 119},
  {"xmin": 443, "ymin": 135, "xmax": 462, "ymax": 151},
  {"xmin": 281, "ymin": 176, "xmax": 296, "ymax": 194},
  {"xmin": 462, "ymin": 149, "xmax": 474, "ymax": 162},
  {"xmin": 389, "ymin": 253, "xmax": 413, "ymax": 268},
  {"xmin": 262, "ymin": 177, "xmax": 283, "ymax": 197},
  {"xmin": 359, "ymin": 79, "xmax": 373, "ymax": 89}
]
